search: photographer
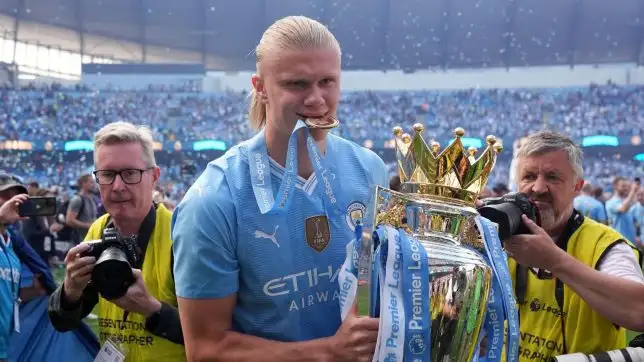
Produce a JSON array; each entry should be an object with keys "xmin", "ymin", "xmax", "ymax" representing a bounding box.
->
[
  {"xmin": 48, "ymin": 122, "xmax": 185, "ymax": 361},
  {"xmin": 482, "ymin": 131, "xmax": 644, "ymax": 361},
  {"xmin": 0, "ymin": 174, "xmax": 28, "ymax": 362},
  {"xmin": 0, "ymin": 173, "xmax": 100, "ymax": 361}
]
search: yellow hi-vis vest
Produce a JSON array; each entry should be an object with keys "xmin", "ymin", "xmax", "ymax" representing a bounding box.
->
[
  {"xmin": 507, "ymin": 213, "xmax": 640, "ymax": 362},
  {"xmin": 84, "ymin": 204, "xmax": 186, "ymax": 362}
]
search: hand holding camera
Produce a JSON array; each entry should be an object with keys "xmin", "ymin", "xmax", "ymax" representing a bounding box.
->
[
  {"xmin": 112, "ymin": 269, "xmax": 161, "ymax": 318},
  {"xmin": 80, "ymin": 227, "xmax": 139, "ymax": 301},
  {"xmin": 631, "ymin": 177, "xmax": 641, "ymax": 193},
  {"xmin": 63, "ymin": 226, "xmax": 162, "ymax": 316},
  {"xmin": 504, "ymin": 214, "xmax": 569, "ymax": 270},
  {"xmin": 0, "ymin": 193, "xmax": 30, "ymax": 225},
  {"xmin": 63, "ymin": 243, "xmax": 96, "ymax": 303},
  {"xmin": 477, "ymin": 192, "xmax": 568, "ymax": 270},
  {"xmin": 477, "ymin": 192, "xmax": 541, "ymax": 241}
]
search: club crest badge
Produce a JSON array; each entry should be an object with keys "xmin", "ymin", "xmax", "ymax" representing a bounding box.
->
[{"xmin": 345, "ymin": 202, "xmax": 366, "ymax": 231}]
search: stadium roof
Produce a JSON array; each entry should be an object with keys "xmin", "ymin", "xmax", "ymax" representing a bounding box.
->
[{"xmin": 0, "ymin": 0, "xmax": 643, "ymax": 71}]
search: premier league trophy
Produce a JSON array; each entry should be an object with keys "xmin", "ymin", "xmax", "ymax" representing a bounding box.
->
[{"xmin": 339, "ymin": 124, "xmax": 519, "ymax": 362}]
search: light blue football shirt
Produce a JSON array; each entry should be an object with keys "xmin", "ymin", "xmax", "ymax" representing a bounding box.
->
[
  {"xmin": 172, "ymin": 131, "xmax": 388, "ymax": 342},
  {"xmin": 605, "ymin": 196, "xmax": 638, "ymax": 243},
  {"xmin": 633, "ymin": 202, "xmax": 643, "ymax": 242},
  {"xmin": 0, "ymin": 231, "xmax": 21, "ymax": 359},
  {"xmin": 573, "ymin": 194, "xmax": 607, "ymax": 223}
]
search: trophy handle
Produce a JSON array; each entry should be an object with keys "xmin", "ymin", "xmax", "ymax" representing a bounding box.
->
[
  {"xmin": 355, "ymin": 184, "xmax": 384, "ymax": 317},
  {"xmin": 356, "ymin": 231, "xmax": 374, "ymax": 317}
]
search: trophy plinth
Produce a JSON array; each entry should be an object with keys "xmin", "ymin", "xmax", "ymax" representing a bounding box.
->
[{"xmin": 356, "ymin": 125, "xmax": 502, "ymax": 361}]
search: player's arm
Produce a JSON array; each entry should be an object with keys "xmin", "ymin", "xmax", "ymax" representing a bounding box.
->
[
  {"xmin": 617, "ymin": 183, "xmax": 639, "ymax": 213},
  {"xmin": 65, "ymin": 196, "xmax": 92, "ymax": 229},
  {"xmin": 172, "ymin": 178, "xmax": 335, "ymax": 362},
  {"xmin": 178, "ymin": 294, "xmax": 338, "ymax": 362},
  {"xmin": 48, "ymin": 277, "xmax": 99, "ymax": 331}
]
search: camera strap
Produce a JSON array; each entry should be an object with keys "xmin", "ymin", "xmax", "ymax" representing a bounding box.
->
[
  {"xmin": 103, "ymin": 205, "xmax": 157, "ymax": 330},
  {"xmin": 133, "ymin": 205, "xmax": 157, "ymax": 269}
]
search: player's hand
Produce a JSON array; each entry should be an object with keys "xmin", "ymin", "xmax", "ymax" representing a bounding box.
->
[
  {"xmin": 63, "ymin": 243, "xmax": 96, "ymax": 303},
  {"xmin": 0, "ymin": 194, "xmax": 29, "ymax": 225},
  {"xmin": 330, "ymin": 303, "xmax": 379, "ymax": 362},
  {"xmin": 630, "ymin": 182, "xmax": 640, "ymax": 195}
]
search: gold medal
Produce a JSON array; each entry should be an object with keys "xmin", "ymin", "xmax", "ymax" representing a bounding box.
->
[{"xmin": 304, "ymin": 116, "xmax": 340, "ymax": 129}]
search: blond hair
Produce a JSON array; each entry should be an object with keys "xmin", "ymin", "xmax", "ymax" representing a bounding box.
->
[
  {"xmin": 94, "ymin": 121, "xmax": 157, "ymax": 167},
  {"xmin": 248, "ymin": 16, "xmax": 341, "ymax": 130}
]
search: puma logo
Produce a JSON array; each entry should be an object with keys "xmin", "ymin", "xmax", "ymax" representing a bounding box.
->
[{"xmin": 254, "ymin": 225, "xmax": 280, "ymax": 248}]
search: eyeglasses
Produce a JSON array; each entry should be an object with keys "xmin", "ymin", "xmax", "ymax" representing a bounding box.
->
[{"xmin": 93, "ymin": 168, "xmax": 154, "ymax": 185}]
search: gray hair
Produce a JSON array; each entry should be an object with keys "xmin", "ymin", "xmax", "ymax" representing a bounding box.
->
[
  {"xmin": 514, "ymin": 130, "xmax": 584, "ymax": 180},
  {"xmin": 94, "ymin": 121, "xmax": 157, "ymax": 167}
]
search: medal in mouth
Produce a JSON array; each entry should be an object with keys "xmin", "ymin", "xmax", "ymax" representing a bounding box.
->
[{"xmin": 301, "ymin": 114, "xmax": 340, "ymax": 129}]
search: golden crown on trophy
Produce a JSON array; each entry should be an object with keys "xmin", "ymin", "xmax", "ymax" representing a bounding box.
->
[{"xmin": 393, "ymin": 123, "xmax": 502, "ymax": 205}]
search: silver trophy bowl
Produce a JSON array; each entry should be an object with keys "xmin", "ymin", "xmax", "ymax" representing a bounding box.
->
[{"xmin": 357, "ymin": 185, "xmax": 493, "ymax": 362}]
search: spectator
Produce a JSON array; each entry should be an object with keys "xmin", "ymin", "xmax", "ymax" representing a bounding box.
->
[{"xmin": 64, "ymin": 174, "xmax": 98, "ymax": 243}]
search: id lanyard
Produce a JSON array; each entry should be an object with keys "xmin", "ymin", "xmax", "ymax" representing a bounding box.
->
[
  {"xmin": 0, "ymin": 231, "xmax": 19, "ymax": 334},
  {"xmin": 248, "ymin": 120, "xmax": 344, "ymax": 217}
]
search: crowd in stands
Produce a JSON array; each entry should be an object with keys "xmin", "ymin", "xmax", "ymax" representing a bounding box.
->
[
  {"xmin": 0, "ymin": 82, "xmax": 642, "ymax": 207},
  {"xmin": 2, "ymin": 82, "xmax": 644, "ymax": 144}
]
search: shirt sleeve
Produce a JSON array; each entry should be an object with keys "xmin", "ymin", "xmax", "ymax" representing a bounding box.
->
[
  {"xmin": 171, "ymin": 165, "xmax": 239, "ymax": 299},
  {"xmin": 48, "ymin": 283, "xmax": 99, "ymax": 332},
  {"xmin": 68, "ymin": 195, "xmax": 83, "ymax": 214},
  {"xmin": 597, "ymin": 242, "xmax": 644, "ymax": 284},
  {"xmin": 605, "ymin": 198, "xmax": 622, "ymax": 216}
]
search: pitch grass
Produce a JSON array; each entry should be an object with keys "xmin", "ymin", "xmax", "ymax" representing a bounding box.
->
[{"xmin": 52, "ymin": 268, "xmax": 641, "ymax": 345}]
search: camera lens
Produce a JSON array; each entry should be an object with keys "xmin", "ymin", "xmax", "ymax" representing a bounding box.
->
[
  {"xmin": 92, "ymin": 246, "xmax": 135, "ymax": 300},
  {"xmin": 477, "ymin": 202, "xmax": 524, "ymax": 241}
]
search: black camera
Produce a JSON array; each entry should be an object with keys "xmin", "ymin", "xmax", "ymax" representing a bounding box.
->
[
  {"xmin": 83, "ymin": 227, "xmax": 139, "ymax": 300},
  {"xmin": 477, "ymin": 192, "xmax": 541, "ymax": 241}
]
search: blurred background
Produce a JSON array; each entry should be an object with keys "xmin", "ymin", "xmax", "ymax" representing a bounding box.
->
[
  {"xmin": 0, "ymin": 0, "xmax": 642, "ymax": 205},
  {"xmin": 0, "ymin": 0, "xmax": 643, "ymax": 343}
]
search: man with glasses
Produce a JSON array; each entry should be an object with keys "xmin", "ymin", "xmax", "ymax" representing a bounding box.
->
[{"xmin": 48, "ymin": 122, "xmax": 185, "ymax": 361}]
